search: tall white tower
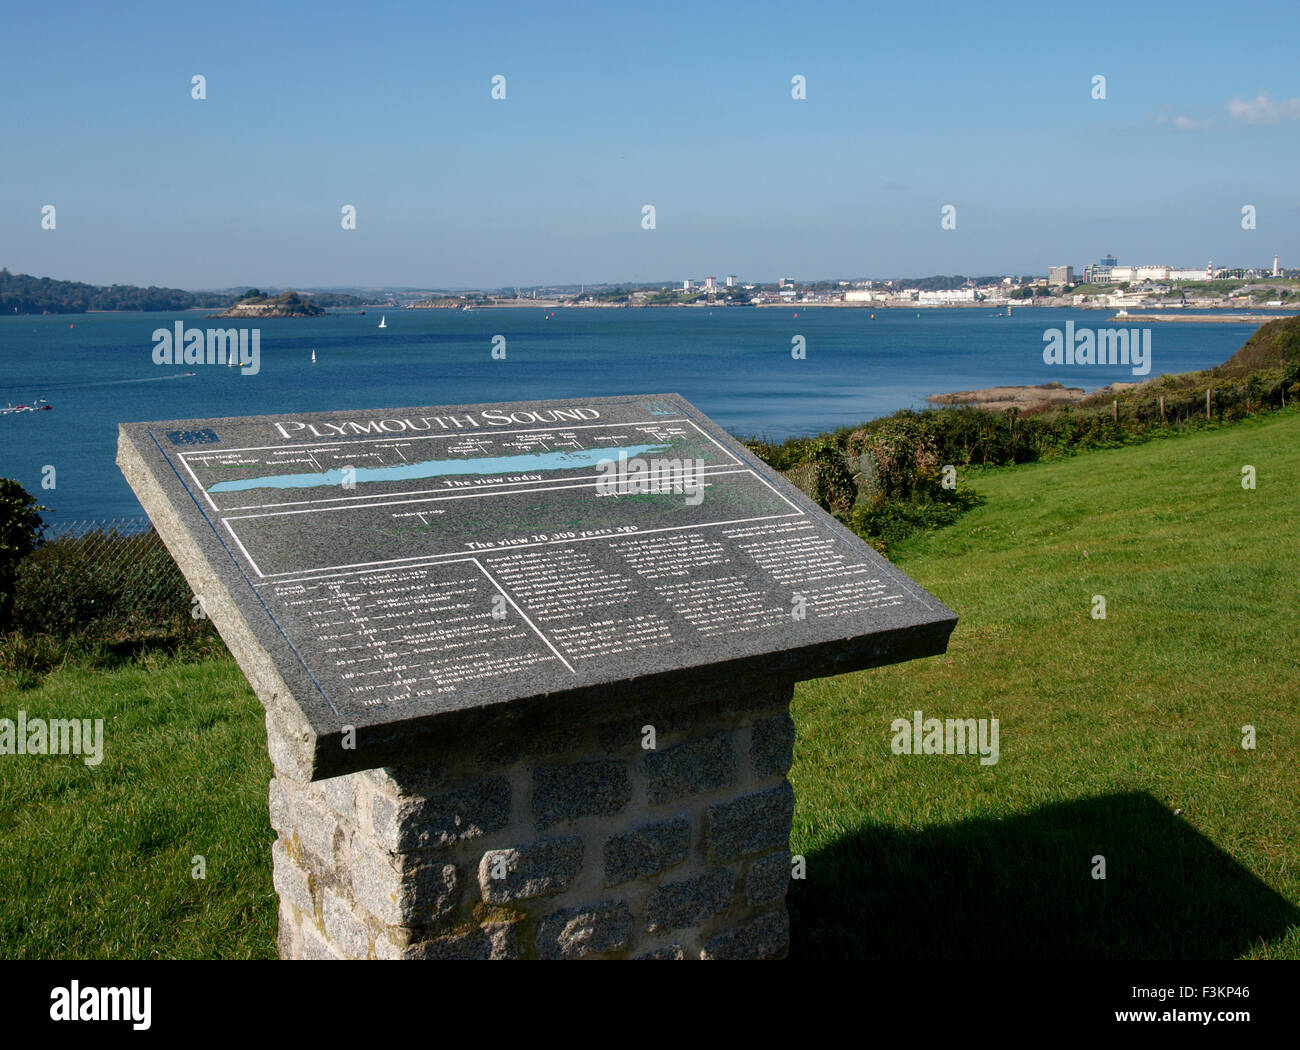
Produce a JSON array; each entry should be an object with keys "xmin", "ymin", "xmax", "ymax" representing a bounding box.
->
[{"xmin": 1274, "ymin": 255, "xmax": 1281, "ymax": 277}]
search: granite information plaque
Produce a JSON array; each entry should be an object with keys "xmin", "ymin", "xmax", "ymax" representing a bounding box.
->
[{"xmin": 119, "ymin": 393, "xmax": 956, "ymax": 778}]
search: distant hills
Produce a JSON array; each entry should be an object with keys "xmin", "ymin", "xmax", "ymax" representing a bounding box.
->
[{"xmin": 0, "ymin": 269, "xmax": 366, "ymax": 314}]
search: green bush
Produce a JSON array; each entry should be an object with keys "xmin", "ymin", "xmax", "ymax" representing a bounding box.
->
[
  {"xmin": 809, "ymin": 439, "xmax": 857, "ymax": 515},
  {"xmin": 856, "ymin": 415, "xmax": 944, "ymax": 500},
  {"xmin": 743, "ymin": 435, "xmax": 815, "ymax": 473},
  {"xmin": 850, "ymin": 491, "xmax": 981, "ymax": 552},
  {"xmin": 0, "ymin": 479, "xmax": 45, "ymax": 632},
  {"xmin": 12, "ymin": 527, "xmax": 209, "ymax": 642}
]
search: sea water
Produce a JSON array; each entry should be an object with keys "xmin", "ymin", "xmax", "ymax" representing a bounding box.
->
[{"xmin": 0, "ymin": 306, "xmax": 1261, "ymax": 522}]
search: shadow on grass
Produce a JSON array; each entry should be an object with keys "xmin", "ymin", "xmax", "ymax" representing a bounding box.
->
[
  {"xmin": 96, "ymin": 632, "xmax": 216, "ymax": 664},
  {"xmin": 789, "ymin": 791, "xmax": 1299, "ymax": 959},
  {"xmin": 0, "ymin": 627, "xmax": 228, "ymax": 690}
]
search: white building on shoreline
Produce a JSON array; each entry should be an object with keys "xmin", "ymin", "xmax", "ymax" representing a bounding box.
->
[{"xmin": 917, "ymin": 288, "xmax": 980, "ymax": 304}]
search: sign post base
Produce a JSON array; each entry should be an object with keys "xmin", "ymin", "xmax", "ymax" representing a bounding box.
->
[{"xmin": 268, "ymin": 677, "xmax": 797, "ymax": 960}]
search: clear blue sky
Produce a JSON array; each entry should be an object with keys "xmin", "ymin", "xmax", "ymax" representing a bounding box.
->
[{"xmin": 3, "ymin": 0, "xmax": 1297, "ymax": 289}]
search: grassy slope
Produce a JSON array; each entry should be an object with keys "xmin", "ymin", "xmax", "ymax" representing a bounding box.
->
[
  {"xmin": 1216, "ymin": 314, "xmax": 1300, "ymax": 376},
  {"xmin": 789, "ymin": 408, "xmax": 1300, "ymax": 959},
  {"xmin": 0, "ymin": 656, "xmax": 274, "ymax": 958},
  {"xmin": 1, "ymin": 412, "xmax": 1296, "ymax": 958}
]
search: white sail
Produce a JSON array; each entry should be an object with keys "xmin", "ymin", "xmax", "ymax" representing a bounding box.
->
[{"xmin": 378, "ymin": 315, "xmax": 387, "ymax": 328}]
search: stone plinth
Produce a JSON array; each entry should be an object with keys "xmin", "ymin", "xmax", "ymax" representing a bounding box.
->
[{"xmin": 269, "ymin": 677, "xmax": 796, "ymax": 960}]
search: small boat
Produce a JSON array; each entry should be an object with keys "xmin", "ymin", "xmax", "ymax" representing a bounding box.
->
[
  {"xmin": 378, "ymin": 315, "xmax": 387, "ymax": 328},
  {"xmin": 311, "ymin": 349, "xmax": 317, "ymax": 364},
  {"xmin": 2, "ymin": 398, "xmax": 52, "ymax": 414}
]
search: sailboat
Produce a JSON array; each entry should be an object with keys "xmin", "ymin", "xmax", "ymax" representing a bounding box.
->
[
  {"xmin": 311, "ymin": 349, "xmax": 317, "ymax": 364},
  {"xmin": 378, "ymin": 315, "xmax": 387, "ymax": 328}
]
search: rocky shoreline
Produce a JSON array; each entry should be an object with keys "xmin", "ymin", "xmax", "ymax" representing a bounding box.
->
[
  {"xmin": 209, "ymin": 303, "xmax": 325, "ymax": 319},
  {"xmin": 925, "ymin": 381, "xmax": 1140, "ymax": 412}
]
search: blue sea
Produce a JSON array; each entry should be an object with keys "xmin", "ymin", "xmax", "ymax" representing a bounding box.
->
[{"xmin": 0, "ymin": 306, "xmax": 1264, "ymax": 523}]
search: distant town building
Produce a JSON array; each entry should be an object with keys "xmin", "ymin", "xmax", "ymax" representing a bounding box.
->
[
  {"xmin": 1274, "ymin": 255, "xmax": 1281, "ymax": 278},
  {"xmin": 704, "ymin": 276, "xmax": 716, "ymax": 291},
  {"xmin": 1091, "ymin": 263, "xmax": 1208, "ymax": 284},
  {"xmin": 1048, "ymin": 265, "xmax": 1075, "ymax": 287},
  {"xmin": 844, "ymin": 290, "xmax": 875, "ymax": 302},
  {"xmin": 779, "ymin": 277, "xmax": 794, "ymax": 288},
  {"xmin": 725, "ymin": 275, "xmax": 736, "ymax": 287},
  {"xmin": 918, "ymin": 288, "xmax": 980, "ymax": 304},
  {"xmin": 1084, "ymin": 255, "xmax": 1121, "ymax": 283},
  {"xmin": 683, "ymin": 280, "xmax": 692, "ymax": 291}
]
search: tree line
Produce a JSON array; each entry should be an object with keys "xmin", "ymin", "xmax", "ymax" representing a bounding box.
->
[{"xmin": 0, "ymin": 269, "xmax": 364, "ymax": 314}]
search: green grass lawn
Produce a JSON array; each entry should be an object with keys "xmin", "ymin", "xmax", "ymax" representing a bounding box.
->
[
  {"xmin": 789, "ymin": 408, "xmax": 1300, "ymax": 959},
  {"xmin": 0, "ymin": 653, "xmax": 276, "ymax": 958},
  {"xmin": 1, "ymin": 410, "xmax": 1297, "ymax": 958}
]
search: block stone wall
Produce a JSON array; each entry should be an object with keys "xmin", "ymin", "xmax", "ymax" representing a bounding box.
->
[{"xmin": 268, "ymin": 678, "xmax": 797, "ymax": 959}]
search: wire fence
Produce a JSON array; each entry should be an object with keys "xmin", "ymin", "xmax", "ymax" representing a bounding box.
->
[
  {"xmin": 12, "ymin": 517, "xmax": 204, "ymax": 640},
  {"xmin": 39, "ymin": 517, "xmax": 155, "ymax": 539}
]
